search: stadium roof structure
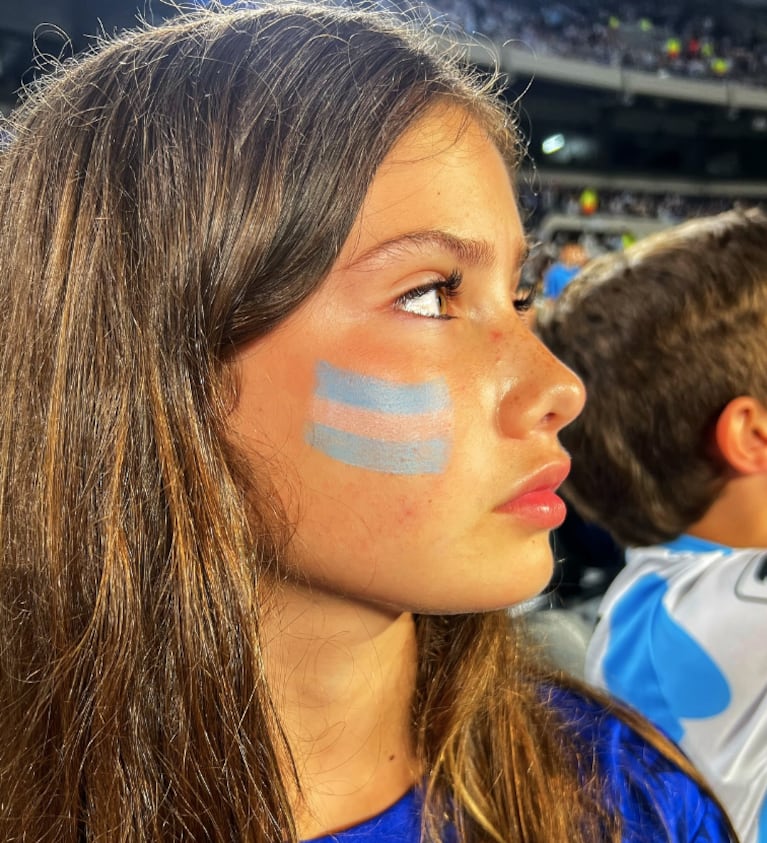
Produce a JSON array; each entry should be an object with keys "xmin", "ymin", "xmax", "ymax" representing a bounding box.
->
[
  {"xmin": 449, "ymin": 35, "xmax": 767, "ymax": 190},
  {"xmin": 1, "ymin": 0, "xmax": 766, "ymax": 192}
]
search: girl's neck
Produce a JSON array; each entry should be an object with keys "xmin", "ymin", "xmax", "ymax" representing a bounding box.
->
[{"xmin": 261, "ymin": 582, "xmax": 419, "ymax": 840}]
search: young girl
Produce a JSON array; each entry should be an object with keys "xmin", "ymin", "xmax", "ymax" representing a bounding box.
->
[{"xmin": 0, "ymin": 3, "xmax": 738, "ymax": 841}]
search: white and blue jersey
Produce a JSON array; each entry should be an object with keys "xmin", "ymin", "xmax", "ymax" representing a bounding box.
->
[{"xmin": 586, "ymin": 535, "xmax": 767, "ymax": 843}]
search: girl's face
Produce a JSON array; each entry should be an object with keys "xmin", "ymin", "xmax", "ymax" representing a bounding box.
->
[{"xmin": 230, "ymin": 104, "xmax": 585, "ymax": 614}]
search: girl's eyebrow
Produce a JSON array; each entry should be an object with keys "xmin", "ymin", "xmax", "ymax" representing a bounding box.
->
[{"xmin": 345, "ymin": 229, "xmax": 530, "ymax": 274}]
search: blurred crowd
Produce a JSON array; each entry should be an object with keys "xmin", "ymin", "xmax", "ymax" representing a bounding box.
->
[
  {"xmin": 425, "ymin": 0, "xmax": 767, "ymax": 86},
  {"xmin": 520, "ymin": 183, "xmax": 764, "ymax": 229},
  {"xmin": 516, "ymin": 183, "xmax": 766, "ymax": 277}
]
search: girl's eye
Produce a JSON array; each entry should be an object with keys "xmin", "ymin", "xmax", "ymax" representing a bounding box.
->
[
  {"xmin": 394, "ymin": 271, "xmax": 462, "ymax": 320},
  {"xmin": 397, "ymin": 286, "xmax": 449, "ymax": 318}
]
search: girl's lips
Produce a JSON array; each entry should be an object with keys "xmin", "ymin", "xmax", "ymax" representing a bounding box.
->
[
  {"xmin": 494, "ymin": 489, "xmax": 567, "ymax": 529},
  {"xmin": 493, "ymin": 461, "xmax": 570, "ymax": 528}
]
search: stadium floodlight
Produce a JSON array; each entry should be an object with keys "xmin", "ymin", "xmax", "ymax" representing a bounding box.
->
[{"xmin": 542, "ymin": 133, "xmax": 566, "ymax": 155}]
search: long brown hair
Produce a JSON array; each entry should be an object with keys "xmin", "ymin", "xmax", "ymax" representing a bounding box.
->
[{"xmin": 0, "ymin": 4, "xmax": 734, "ymax": 841}]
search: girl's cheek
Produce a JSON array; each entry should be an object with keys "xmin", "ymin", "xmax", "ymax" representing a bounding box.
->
[{"xmin": 305, "ymin": 361, "xmax": 453, "ymax": 476}]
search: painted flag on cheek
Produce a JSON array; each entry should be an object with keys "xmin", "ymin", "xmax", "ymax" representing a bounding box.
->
[{"xmin": 306, "ymin": 361, "xmax": 452, "ymax": 475}]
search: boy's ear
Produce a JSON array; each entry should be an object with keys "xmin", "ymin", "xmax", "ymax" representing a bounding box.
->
[{"xmin": 714, "ymin": 396, "xmax": 767, "ymax": 475}]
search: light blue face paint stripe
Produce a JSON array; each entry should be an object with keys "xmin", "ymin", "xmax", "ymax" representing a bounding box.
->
[
  {"xmin": 315, "ymin": 361, "xmax": 449, "ymax": 416},
  {"xmin": 307, "ymin": 424, "xmax": 448, "ymax": 475}
]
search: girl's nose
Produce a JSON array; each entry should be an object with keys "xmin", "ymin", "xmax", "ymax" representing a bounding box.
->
[{"xmin": 496, "ymin": 332, "xmax": 585, "ymax": 440}]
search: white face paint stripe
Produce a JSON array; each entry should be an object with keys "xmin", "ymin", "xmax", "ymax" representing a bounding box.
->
[{"xmin": 312, "ymin": 397, "xmax": 451, "ymax": 442}]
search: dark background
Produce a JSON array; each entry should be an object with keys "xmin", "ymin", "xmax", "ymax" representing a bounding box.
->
[
  {"xmin": 0, "ymin": 0, "xmax": 169, "ymax": 101},
  {"xmin": 1, "ymin": 0, "xmax": 766, "ymax": 185}
]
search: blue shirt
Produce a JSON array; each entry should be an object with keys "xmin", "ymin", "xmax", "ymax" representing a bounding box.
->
[
  {"xmin": 305, "ymin": 687, "xmax": 731, "ymax": 842},
  {"xmin": 543, "ymin": 262, "xmax": 580, "ymax": 299}
]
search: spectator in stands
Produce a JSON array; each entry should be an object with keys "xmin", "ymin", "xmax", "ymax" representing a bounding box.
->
[
  {"xmin": 0, "ymin": 3, "xmax": 739, "ymax": 842},
  {"xmin": 542, "ymin": 241, "xmax": 588, "ymax": 300},
  {"xmin": 539, "ymin": 207, "xmax": 767, "ymax": 843},
  {"xmin": 424, "ymin": 0, "xmax": 767, "ymax": 84}
]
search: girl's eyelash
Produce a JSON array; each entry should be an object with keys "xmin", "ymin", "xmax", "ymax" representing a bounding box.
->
[
  {"xmin": 440, "ymin": 269, "xmax": 463, "ymax": 294},
  {"xmin": 514, "ymin": 282, "xmax": 538, "ymax": 313},
  {"xmin": 397, "ymin": 269, "xmax": 462, "ymax": 313},
  {"xmin": 404, "ymin": 269, "xmax": 462, "ymax": 300}
]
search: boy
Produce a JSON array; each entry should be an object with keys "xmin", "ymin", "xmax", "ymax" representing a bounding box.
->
[{"xmin": 538, "ymin": 208, "xmax": 767, "ymax": 843}]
